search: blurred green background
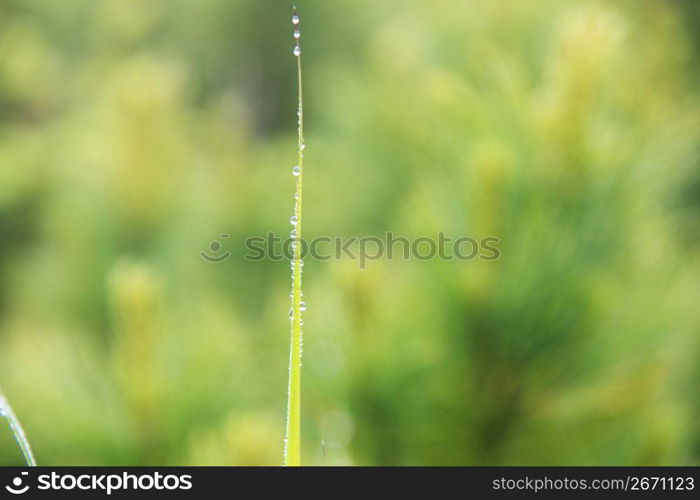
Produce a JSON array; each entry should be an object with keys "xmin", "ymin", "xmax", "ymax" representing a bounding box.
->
[{"xmin": 1, "ymin": 0, "xmax": 700, "ymax": 465}]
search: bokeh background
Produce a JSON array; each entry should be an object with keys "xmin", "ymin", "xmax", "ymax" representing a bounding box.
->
[{"xmin": 1, "ymin": 0, "xmax": 700, "ymax": 465}]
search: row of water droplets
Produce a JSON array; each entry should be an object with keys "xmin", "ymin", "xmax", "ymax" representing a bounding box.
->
[
  {"xmin": 293, "ymin": 12, "xmax": 301, "ymax": 56},
  {"xmin": 289, "ymin": 8, "xmax": 306, "ymax": 347},
  {"xmin": 289, "ymin": 9, "xmax": 306, "ymax": 341},
  {"xmin": 284, "ymin": 7, "xmax": 306, "ymax": 464},
  {"xmin": 292, "ymin": 11, "xmax": 306, "ymax": 152}
]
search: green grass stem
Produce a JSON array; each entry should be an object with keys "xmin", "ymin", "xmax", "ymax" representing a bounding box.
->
[
  {"xmin": 0, "ymin": 387, "xmax": 36, "ymax": 466},
  {"xmin": 284, "ymin": 5, "xmax": 305, "ymax": 467}
]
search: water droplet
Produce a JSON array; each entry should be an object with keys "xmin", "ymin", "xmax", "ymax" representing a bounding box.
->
[
  {"xmin": 292, "ymin": 165, "xmax": 300, "ymax": 176},
  {"xmin": 294, "ymin": 46, "xmax": 301, "ymax": 57},
  {"xmin": 290, "ymin": 229, "xmax": 297, "ymax": 238},
  {"xmin": 294, "ymin": 192, "xmax": 299, "ymax": 201},
  {"xmin": 289, "ymin": 308, "xmax": 294, "ymax": 319},
  {"xmin": 294, "ymin": 30, "xmax": 301, "ymax": 39},
  {"xmin": 300, "ymin": 142, "xmax": 306, "ymax": 150},
  {"xmin": 299, "ymin": 259, "xmax": 304, "ymax": 267},
  {"xmin": 292, "ymin": 14, "xmax": 300, "ymax": 25},
  {"xmin": 300, "ymin": 301, "xmax": 307, "ymax": 311},
  {"xmin": 290, "ymin": 215, "xmax": 298, "ymax": 225}
]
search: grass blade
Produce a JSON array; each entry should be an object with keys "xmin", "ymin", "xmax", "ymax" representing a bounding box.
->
[
  {"xmin": 0, "ymin": 388, "xmax": 37, "ymax": 466},
  {"xmin": 284, "ymin": 5, "xmax": 305, "ymax": 467}
]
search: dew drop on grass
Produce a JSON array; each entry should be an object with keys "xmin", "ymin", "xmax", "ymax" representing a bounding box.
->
[
  {"xmin": 292, "ymin": 14, "xmax": 300, "ymax": 25},
  {"xmin": 290, "ymin": 229, "xmax": 297, "ymax": 238},
  {"xmin": 294, "ymin": 46, "xmax": 301, "ymax": 57},
  {"xmin": 290, "ymin": 215, "xmax": 298, "ymax": 225},
  {"xmin": 292, "ymin": 165, "xmax": 300, "ymax": 176},
  {"xmin": 299, "ymin": 301, "xmax": 307, "ymax": 312},
  {"xmin": 294, "ymin": 30, "xmax": 301, "ymax": 39},
  {"xmin": 300, "ymin": 141, "xmax": 306, "ymax": 150}
]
